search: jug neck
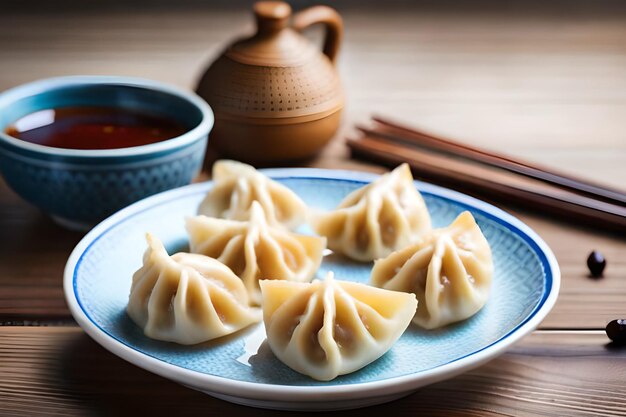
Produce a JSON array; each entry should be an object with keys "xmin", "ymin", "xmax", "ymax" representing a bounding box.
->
[{"xmin": 254, "ymin": 1, "xmax": 291, "ymax": 36}]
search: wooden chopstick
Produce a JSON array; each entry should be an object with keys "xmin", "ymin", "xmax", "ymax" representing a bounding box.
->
[
  {"xmin": 360, "ymin": 115, "xmax": 626, "ymax": 206},
  {"xmin": 347, "ymin": 135, "xmax": 626, "ymax": 233}
]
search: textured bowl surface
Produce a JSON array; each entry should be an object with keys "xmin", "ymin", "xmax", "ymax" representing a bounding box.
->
[
  {"xmin": 0, "ymin": 76, "xmax": 213, "ymax": 230},
  {"xmin": 64, "ymin": 168, "xmax": 560, "ymax": 410}
]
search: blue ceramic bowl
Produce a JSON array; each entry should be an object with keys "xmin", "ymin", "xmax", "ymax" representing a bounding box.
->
[{"xmin": 0, "ymin": 76, "xmax": 213, "ymax": 230}]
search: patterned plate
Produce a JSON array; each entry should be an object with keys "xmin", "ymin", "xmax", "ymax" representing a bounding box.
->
[{"xmin": 64, "ymin": 168, "xmax": 560, "ymax": 411}]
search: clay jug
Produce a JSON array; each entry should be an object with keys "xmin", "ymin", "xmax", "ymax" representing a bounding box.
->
[{"xmin": 196, "ymin": 1, "xmax": 344, "ymax": 164}]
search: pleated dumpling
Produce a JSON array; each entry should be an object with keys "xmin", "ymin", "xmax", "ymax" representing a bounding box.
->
[
  {"xmin": 260, "ymin": 272, "xmax": 417, "ymax": 381},
  {"xmin": 312, "ymin": 164, "xmax": 431, "ymax": 262},
  {"xmin": 198, "ymin": 160, "xmax": 307, "ymax": 229},
  {"xmin": 187, "ymin": 201, "xmax": 326, "ymax": 305},
  {"xmin": 127, "ymin": 234, "xmax": 261, "ymax": 345},
  {"xmin": 371, "ymin": 211, "xmax": 493, "ymax": 329}
]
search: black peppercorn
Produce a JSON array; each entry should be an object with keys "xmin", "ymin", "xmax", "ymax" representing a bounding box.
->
[
  {"xmin": 606, "ymin": 319, "xmax": 626, "ymax": 345},
  {"xmin": 586, "ymin": 250, "xmax": 606, "ymax": 278}
]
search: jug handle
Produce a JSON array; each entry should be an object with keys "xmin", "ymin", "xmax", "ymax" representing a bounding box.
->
[{"xmin": 292, "ymin": 6, "xmax": 343, "ymax": 65}]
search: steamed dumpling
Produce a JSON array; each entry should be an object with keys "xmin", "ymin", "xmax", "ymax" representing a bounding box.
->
[
  {"xmin": 311, "ymin": 164, "xmax": 431, "ymax": 262},
  {"xmin": 370, "ymin": 211, "xmax": 493, "ymax": 329},
  {"xmin": 187, "ymin": 201, "xmax": 326, "ymax": 305},
  {"xmin": 260, "ymin": 272, "xmax": 417, "ymax": 381},
  {"xmin": 127, "ymin": 234, "xmax": 261, "ymax": 345},
  {"xmin": 198, "ymin": 160, "xmax": 307, "ymax": 229}
]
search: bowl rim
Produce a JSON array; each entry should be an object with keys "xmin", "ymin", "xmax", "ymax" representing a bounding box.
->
[{"xmin": 0, "ymin": 75, "xmax": 214, "ymax": 158}]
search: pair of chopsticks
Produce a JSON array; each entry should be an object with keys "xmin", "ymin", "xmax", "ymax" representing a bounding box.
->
[{"xmin": 347, "ymin": 116, "xmax": 626, "ymax": 233}]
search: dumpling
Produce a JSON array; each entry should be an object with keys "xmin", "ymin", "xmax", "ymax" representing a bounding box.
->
[
  {"xmin": 198, "ymin": 160, "xmax": 307, "ymax": 229},
  {"xmin": 311, "ymin": 163, "xmax": 431, "ymax": 262},
  {"xmin": 370, "ymin": 211, "xmax": 493, "ymax": 329},
  {"xmin": 127, "ymin": 233, "xmax": 261, "ymax": 345},
  {"xmin": 260, "ymin": 272, "xmax": 417, "ymax": 381},
  {"xmin": 187, "ymin": 201, "xmax": 326, "ymax": 306}
]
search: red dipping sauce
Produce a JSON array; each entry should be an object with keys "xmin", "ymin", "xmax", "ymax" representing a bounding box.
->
[{"xmin": 4, "ymin": 106, "xmax": 187, "ymax": 150}]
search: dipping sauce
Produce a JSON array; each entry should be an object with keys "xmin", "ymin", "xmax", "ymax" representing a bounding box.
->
[{"xmin": 4, "ymin": 106, "xmax": 187, "ymax": 150}]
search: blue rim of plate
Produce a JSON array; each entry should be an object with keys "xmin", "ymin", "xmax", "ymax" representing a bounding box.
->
[{"xmin": 64, "ymin": 168, "xmax": 560, "ymax": 402}]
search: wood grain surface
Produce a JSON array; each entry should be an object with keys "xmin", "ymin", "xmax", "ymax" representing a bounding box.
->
[
  {"xmin": 0, "ymin": 327, "xmax": 624, "ymax": 417},
  {"xmin": 1, "ymin": 2, "xmax": 625, "ymax": 415}
]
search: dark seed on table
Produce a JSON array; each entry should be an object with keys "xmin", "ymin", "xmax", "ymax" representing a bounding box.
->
[
  {"xmin": 587, "ymin": 250, "xmax": 606, "ymax": 278},
  {"xmin": 606, "ymin": 319, "xmax": 626, "ymax": 345}
]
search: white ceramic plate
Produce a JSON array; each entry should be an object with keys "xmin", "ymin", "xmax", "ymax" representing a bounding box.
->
[{"xmin": 64, "ymin": 168, "xmax": 560, "ymax": 411}]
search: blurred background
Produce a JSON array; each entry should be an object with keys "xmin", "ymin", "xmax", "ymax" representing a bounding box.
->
[{"xmin": 2, "ymin": 0, "xmax": 625, "ymax": 184}]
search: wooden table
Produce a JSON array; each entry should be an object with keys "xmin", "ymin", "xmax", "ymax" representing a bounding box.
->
[{"xmin": 1, "ymin": 2, "xmax": 625, "ymax": 415}]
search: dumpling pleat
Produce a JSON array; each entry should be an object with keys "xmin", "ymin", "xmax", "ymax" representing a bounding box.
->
[
  {"xmin": 268, "ymin": 287, "xmax": 311, "ymax": 346},
  {"xmin": 378, "ymin": 196, "xmax": 408, "ymax": 248},
  {"xmin": 288, "ymin": 292, "xmax": 330, "ymax": 370},
  {"xmin": 318, "ymin": 283, "xmax": 342, "ymax": 378},
  {"xmin": 172, "ymin": 270, "xmax": 212, "ymax": 340},
  {"xmin": 352, "ymin": 301, "xmax": 390, "ymax": 342},
  {"xmin": 229, "ymin": 179, "xmax": 252, "ymax": 217},
  {"xmin": 256, "ymin": 234, "xmax": 299, "ymax": 279},
  {"xmin": 207, "ymin": 284, "xmax": 247, "ymax": 333},
  {"xmin": 333, "ymin": 286, "xmax": 377, "ymax": 352},
  {"xmin": 389, "ymin": 246, "xmax": 433, "ymax": 294},
  {"xmin": 364, "ymin": 194, "xmax": 384, "ymax": 254},
  {"xmin": 185, "ymin": 273, "xmax": 221, "ymax": 329},
  {"xmin": 145, "ymin": 264, "xmax": 180, "ymax": 333},
  {"xmin": 217, "ymin": 234, "xmax": 246, "ymax": 275},
  {"xmin": 344, "ymin": 203, "xmax": 367, "ymax": 252},
  {"xmin": 129, "ymin": 264, "xmax": 160, "ymax": 318}
]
